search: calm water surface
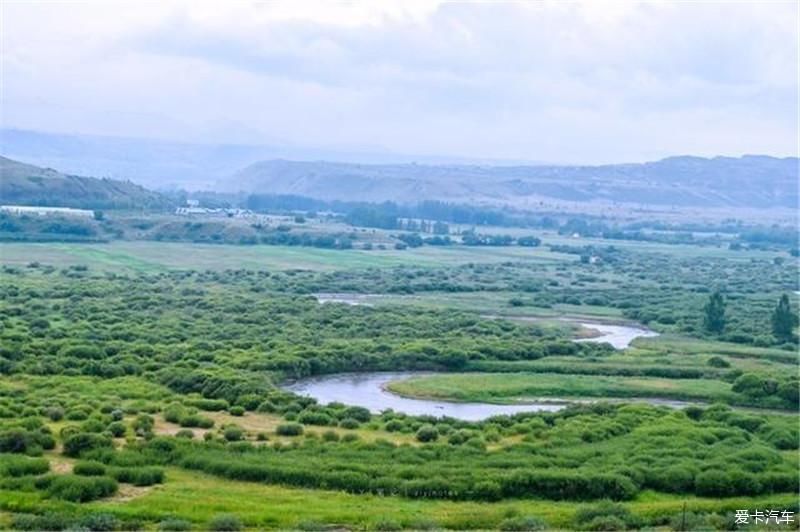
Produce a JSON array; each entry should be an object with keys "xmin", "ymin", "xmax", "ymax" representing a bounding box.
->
[{"xmin": 298, "ymin": 297, "xmax": 668, "ymax": 420}]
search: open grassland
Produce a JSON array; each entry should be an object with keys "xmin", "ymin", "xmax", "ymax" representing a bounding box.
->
[
  {"xmin": 387, "ymin": 372, "xmax": 737, "ymax": 404},
  {"xmin": 0, "ymin": 241, "xmax": 574, "ymax": 273},
  {"xmin": 0, "ymin": 466, "xmax": 793, "ymax": 530},
  {"xmin": 1, "ymin": 229, "xmax": 787, "ymax": 274},
  {"xmin": 0, "ymin": 235, "xmax": 797, "ymax": 530},
  {"xmin": 343, "ymin": 291, "xmax": 628, "ymax": 320}
]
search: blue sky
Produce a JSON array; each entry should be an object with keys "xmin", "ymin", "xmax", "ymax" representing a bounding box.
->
[{"xmin": 2, "ymin": 1, "xmax": 797, "ymax": 163}]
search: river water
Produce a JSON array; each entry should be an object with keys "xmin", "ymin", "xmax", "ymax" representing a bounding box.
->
[
  {"xmin": 284, "ymin": 371, "xmax": 693, "ymax": 421},
  {"xmin": 298, "ymin": 296, "xmax": 669, "ymax": 420},
  {"xmin": 284, "ymin": 372, "xmax": 566, "ymax": 421},
  {"xmin": 572, "ymin": 322, "xmax": 659, "ymax": 349}
]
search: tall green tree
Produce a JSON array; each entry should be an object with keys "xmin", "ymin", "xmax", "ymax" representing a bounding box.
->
[
  {"xmin": 703, "ymin": 291, "xmax": 726, "ymax": 334},
  {"xmin": 771, "ymin": 294, "xmax": 797, "ymax": 341}
]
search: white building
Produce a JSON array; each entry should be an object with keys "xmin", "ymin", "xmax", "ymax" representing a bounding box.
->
[{"xmin": 0, "ymin": 205, "xmax": 94, "ymax": 218}]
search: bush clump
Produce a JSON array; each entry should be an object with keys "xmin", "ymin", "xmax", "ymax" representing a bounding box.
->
[
  {"xmin": 499, "ymin": 515, "xmax": 548, "ymax": 531},
  {"xmin": 73, "ymin": 460, "xmax": 107, "ymax": 476},
  {"xmin": 2, "ymin": 456, "xmax": 49, "ymax": 477},
  {"xmin": 415, "ymin": 425, "xmax": 439, "ymax": 443},
  {"xmin": 111, "ymin": 466, "xmax": 165, "ymax": 486},
  {"xmin": 44, "ymin": 474, "xmax": 118, "ymax": 502},
  {"xmin": 209, "ymin": 513, "xmax": 243, "ymax": 531},
  {"xmin": 276, "ymin": 423, "xmax": 303, "ymax": 436},
  {"xmin": 62, "ymin": 433, "xmax": 113, "ymax": 457},
  {"xmin": 158, "ymin": 518, "xmax": 193, "ymax": 531},
  {"xmin": 223, "ymin": 426, "xmax": 244, "ymax": 442}
]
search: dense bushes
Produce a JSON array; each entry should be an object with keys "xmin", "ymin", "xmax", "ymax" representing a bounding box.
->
[
  {"xmin": 62, "ymin": 433, "xmax": 113, "ymax": 457},
  {"xmin": 110, "ymin": 466, "xmax": 165, "ymax": 486},
  {"xmin": 1, "ymin": 456, "xmax": 49, "ymax": 477},
  {"xmin": 502, "ymin": 471, "xmax": 637, "ymax": 501},
  {"xmin": 415, "ymin": 425, "xmax": 439, "ymax": 443},
  {"xmin": 0, "ymin": 248, "xmax": 797, "ymax": 525},
  {"xmin": 0, "ymin": 428, "xmax": 55, "ymax": 454},
  {"xmin": 276, "ymin": 423, "xmax": 304, "ymax": 436},
  {"xmin": 73, "ymin": 460, "xmax": 106, "ymax": 476},
  {"xmin": 156, "ymin": 404, "xmax": 798, "ymax": 503},
  {"xmin": 40, "ymin": 474, "xmax": 118, "ymax": 502},
  {"xmin": 209, "ymin": 514, "xmax": 244, "ymax": 531}
]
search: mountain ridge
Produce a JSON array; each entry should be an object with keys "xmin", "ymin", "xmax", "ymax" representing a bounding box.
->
[
  {"xmin": 224, "ymin": 156, "xmax": 799, "ymax": 209},
  {"xmin": 0, "ymin": 156, "xmax": 172, "ymax": 210}
]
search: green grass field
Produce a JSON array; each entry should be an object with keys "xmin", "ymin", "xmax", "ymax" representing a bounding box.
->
[
  {"xmin": 387, "ymin": 372, "xmax": 737, "ymax": 404},
  {"xmin": 0, "ymin": 241, "xmax": 574, "ymax": 273},
  {"xmin": 0, "ymin": 466, "xmax": 794, "ymax": 530}
]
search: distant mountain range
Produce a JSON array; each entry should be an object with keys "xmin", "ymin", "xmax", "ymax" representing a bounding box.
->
[
  {"xmin": 0, "ymin": 128, "xmax": 530, "ymax": 190},
  {"xmin": 1, "ymin": 128, "xmax": 797, "ymax": 210},
  {"xmin": 225, "ymin": 156, "xmax": 798, "ymax": 209},
  {"xmin": 0, "ymin": 156, "xmax": 172, "ymax": 210}
]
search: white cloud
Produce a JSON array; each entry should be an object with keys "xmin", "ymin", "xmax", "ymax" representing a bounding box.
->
[{"xmin": 1, "ymin": 0, "xmax": 797, "ymax": 163}]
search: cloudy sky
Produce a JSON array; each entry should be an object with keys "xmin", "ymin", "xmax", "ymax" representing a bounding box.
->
[{"xmin": 2, "ymin": 1, "xmax": 798, "ymax": 163}]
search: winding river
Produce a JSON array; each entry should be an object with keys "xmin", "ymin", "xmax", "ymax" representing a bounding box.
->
[
  {"xmin": 285, "ymin": 372, "xmax": 566, "ymax": 421},
  {"xmin": 284, "ymin": 318, "xmax": 674, "ymax": 420}
]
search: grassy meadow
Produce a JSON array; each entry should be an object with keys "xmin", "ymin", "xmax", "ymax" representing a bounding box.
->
[
  {"xmin": 0, "ymin": 225, "xmax": 797, "ymax": 530},
  {"xmin": 386, "ymin": 372, "xmax": 736, "ymax": 404}
]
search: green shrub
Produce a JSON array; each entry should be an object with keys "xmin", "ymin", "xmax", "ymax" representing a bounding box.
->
[
  {"xmin": 448, "ymin": 430, "xmax": 470, "ymax": 445},
  {"xmin": 179, "ymin": 414, "xmax": 214, "ymax": 429},
  {"xmin": 12, "ymin": 512, "xmax": 73, "ymax": 531},
  {"xmin": 373, "ymin": 518, "xmax": 402, "ymax": 531},
  {"xmin": 256, "ymin": 400, "xmax": 276, "ymax": 413},
  {"xmin": 276, "ymin": 423, "xmax": 303, "ymax": 436},
  {"xmin": 339, "ymin": 418, "xmax": 360, "ymax": 429},
  {"xmin": 80, "ymin": 513, "xmax": 119, "ymax": 531},
  {"xmin": 582, "ymin": 515, "xmax": 627, "ymax": 531},
  {"xmin": 81, "ymin": 418, "xmax": 106, "ymax": 433},
  {"xmin": 45, "ymin": 474, "xmax": 118, "ymax": 502},
  {"xmin": 209, "ymin": 514, "xmax": 243, "ymax": 531},
  {"xmin": 415, "ymin": 425, "xmax": 438, "ymax": 443},
  {"xmin": 110, "ymin": 466, "xmax": 165, "ymax": 486},
  {"xmin": 73, "ymin": 461, "xmax": 107, "ymax": 476},
  {"xmin": 298, "ymin": 411, "xmax": 333, "ymax": 426},
  {"xmin": 108, "ymin": 422, "xmax": 127, "ymax": 438},
  {"xmin": 186, "ymin": 398, "xmax": 229, "ymax": 412},
  {"xmin": 3, "ymin": 456, "xmax": 49, "ymax": 477},
  {"xmin": 158, "ymin": 518, "xmax": 192, "ymax": 531},
  {"xmin": 66, "ymin": 410, "xmax": 89, "ymax": 421},
  {"xmin": 574, "ymin": 501, "xmax": 638, "ymax": 529},
  {"xmin": 707, "ymin": 356, "xmax": 730, "ymax": 368},
  {"xmin": 45, "ymin": 406, "xmax": 65, "ymax": 421},
  {"xmin": 322, "ymin": 430, "xmax": 340, "ymax": 442},
  {"xmin": 499, "ymin": 516, "xmax": 547, "ymax": 531},
  {"xmin": 0, "ymin": 429, "xmax": 31, "ymax": 453},
  {"xmin": 176, "ymin": 429, "xmax": 195, "ymax": 439},
  {"xmin": 229, "ymin": 406, "xmax": 245, "ymax": 417},
  {"xmin": 163, "ymin": 405, "xmax": 185, "ymax": 423},
  {"xmin": 695, "ymin": 470, "xmax": 732, "ymax": 496},
  {"xmin": 62, "ymin": 433, "xmax": 113, "ymax": 457},
  {"xmin": 384, "ymin": 420, "xmax": 404, "ymax": 432},
  {"xmin": 223, "ymin": 426, "xmax": 244, "ymax": 442},
  {"xmin": 341, "ymin": 406, "xmax": 371, "ymax": 422}
]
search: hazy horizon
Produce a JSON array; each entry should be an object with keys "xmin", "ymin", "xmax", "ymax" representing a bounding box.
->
[{"xmin": 2, "ymin": 1, "xmax": 798, "ymax": 165}]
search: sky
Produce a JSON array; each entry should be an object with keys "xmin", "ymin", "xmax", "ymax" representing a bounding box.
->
[{"xmin": 1, "ymin": 0, "xmax": 798, "ymax": 164}]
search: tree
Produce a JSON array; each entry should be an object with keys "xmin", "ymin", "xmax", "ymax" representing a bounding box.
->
[
  {"xmin": 771, "ymin": 294, "xmax": 797, "ymax": 342},
  {"xmin": 703, "ymin": 291, "xmax": 726, "ymax": 333}
]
